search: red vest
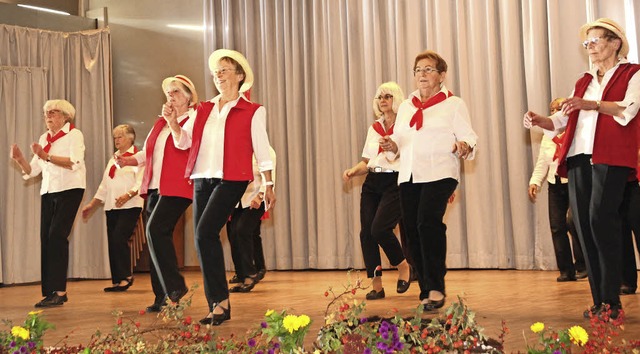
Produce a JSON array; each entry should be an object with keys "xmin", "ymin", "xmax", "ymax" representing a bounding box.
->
[
  {"xmin": 185, "ymin": 99, "xmax": 261, "ymax": 181},
  {"xmin": 140, "ymin": 117, "xmax": 193, "ymax": 200},
  {"xmin": 556, "ymin": 63, "xmax": 640, "ymax": 177}
]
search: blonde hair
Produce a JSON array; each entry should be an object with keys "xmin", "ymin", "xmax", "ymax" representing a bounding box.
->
[
  {"xmin": 43, "ymin": 99, "xmax": 76, "ymax": 122},
  {"xmin": 372, "ymin": 82, "xmax": 405, "ymax": 117},
  {"xmin": 113, "ymin": 124, "xmax": 136, "ymax": 144}
]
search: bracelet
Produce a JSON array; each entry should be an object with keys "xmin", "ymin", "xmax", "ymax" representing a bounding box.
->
[
  {"xmin": 595, "ymin": 100, "xmax": 601, "ymax": 111},
  {"xmin": 127, "ymin": 191, "xmax": 134, "ymax": 198},
  {"xmin": 264, "ymin": 181, "xmax": 274, "ymax": 186}
]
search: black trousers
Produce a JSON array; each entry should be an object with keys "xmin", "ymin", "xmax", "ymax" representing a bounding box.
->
[
  {"xmin": 548, "ymin": 180, "xmax": 586, "ymax": 275},
  {"xmin": 193, "ymin": 178, "xmax": 248, "ymax": 311},
  {"xmin": 360, "ymin": 172, "xmax": 405, "ymax": 278},
  {"xmin": 567, "ymin": 154, "xmax": 630, "ymax": 307},
  {"xmin": 400, "ymin": 177, "xmax": 458, "ymax": 300},
  {"xmin": 105, "ymin": 207, "xmax": 142, "ymax": 283},
  {"xmin": 621, "ymin": 181, "xmax": 640, "ymax": 290},
  {"xmin": 146, "ymin": 190, "xmax": 191, "ymax": 304},
  {"xmin": 228, "ymin": 203, "xmax": 265, "ymax": 279},
  {"xmin": 252, "ymin": 219, "xmax": 266, "ymax": 271},
  {"xmin": 40, "ymin": 188, "xmax": 84, "ymax": 296}
]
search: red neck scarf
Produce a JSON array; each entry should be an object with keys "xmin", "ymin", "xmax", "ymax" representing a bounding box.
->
[
  {"xmin": 410, "ymin": 91, "xmax": 453, "ymax": 130},
  {"xmin": 372, "ymin": 121, "xmax": 394, "ymax": 154},
  {"xmin": 44, "ymin": 124, "xmax": 75, "ymax": 153},
  {"xmin": 109, "ymin": 146, "xmax": 139, "ymax": 178}
]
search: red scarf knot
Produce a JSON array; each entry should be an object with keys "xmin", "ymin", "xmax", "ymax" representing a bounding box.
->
[
  {"xmin": 410, "ymin": 91, "xmax": 453, "ymax": 131},
  {"xmin": 372, "ymin": 121, "xmax": 394, "ymax": 154},
  {"xmin": 44, "ymin": 124, "xmax": 75, "ymax": 153},
  {"xmin": 109, "ymin": 146, "xmax": 139, "ymax": 178}
]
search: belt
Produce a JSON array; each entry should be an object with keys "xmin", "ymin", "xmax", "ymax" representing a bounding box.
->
[{"xmin": 368, "ymin": 167, "xmax": 397, "ymax": 173}]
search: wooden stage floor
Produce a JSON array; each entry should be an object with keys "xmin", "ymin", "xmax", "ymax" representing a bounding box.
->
[{"xmin": 1, "ymin": 269, "xmax": 639, "ymax": 352}]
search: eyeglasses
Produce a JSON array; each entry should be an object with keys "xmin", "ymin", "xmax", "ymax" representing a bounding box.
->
[
  {"xmin": 376, "ymin": 94, "xmax": 394, "ymax": 100},
  {"xmin": 582, "ymin": 37, "xmax": 605, "ymax": 49},
  {"xmin": 414, "ymin": 67, "xmax": 439, "ymax": 75},
  {"xmin": 212, "ymin": 67, "xmax": 236, "ymax": 76},
  {"xmin": 44, "ymin": 109, "xmax": 61, "ymax": 116}
]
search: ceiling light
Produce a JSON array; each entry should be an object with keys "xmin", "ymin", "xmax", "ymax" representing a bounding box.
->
[{"xmin": 17, "ymin": 4, "xmax": 70, "ymax": 16}]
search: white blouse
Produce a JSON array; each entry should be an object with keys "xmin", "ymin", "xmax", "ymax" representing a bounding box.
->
[
  {"xmin": 393, "ymin": 87, "xmax": 478, "ymax": 185},
  {"xmin": 93, "ymin": 145, "xmax": 144, "ymax": 210},
  {"xmin": 24, "ymin": 122, "xmax": 86, "ymax": 195}
]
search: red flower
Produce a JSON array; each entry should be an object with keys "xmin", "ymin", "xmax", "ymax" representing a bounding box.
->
[
  {"xmin": 184, "ymin": 331, "xmax": 192, "ymax": 339},
  {"xmin": 184, "ymin": 316, "xmax": 192, "ymax": 325},
  {"xmin": 193, "ymin": 324, "xmax": 200, "ymax": 332},
  {"xmin": 324, "ymin": 291, "xmax": 329, "ymax": 297},
  {"xmin": 105, "ymin": 350, "xmax": 113, "ymax": 354},
  {"xmin": 135, "ymin": 322, "xmax": 141, "ymax": 328},
  {"xmin": 116, "ymin": 318, "xmax": 122, "ymax": 325},
  {"xmin": 351, "ymin": 289, "xmax": 356, "ymax": 295},
  {"xmin": 138, "ymin": 309, "xmax": 145, "ymax": 315}
]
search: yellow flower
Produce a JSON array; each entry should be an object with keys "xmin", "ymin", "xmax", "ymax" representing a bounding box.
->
[
  {"xmin": 297, "ymin": 314, "xmax": 311, "ymax": 328},
  {"xmin": 28, "ymin": 310, "xmax": 43, "ymax": 316},
  {"xmin": 265, "ymin": 309, "xmax": 274, "ymax": 317},
  {"xmin": 283, "ymin": 314, "xmax": 300, "ymax": 333},
  {"xmin": 11, "ymin": 326, "xmax": 30, "ymax": 340},
  {"xmin": 530, "ymin": 322, "xmax": 545, "ymax": 333},
  {"xmin": 568, "ymin": 325, "xmax": 589, "ymax": 346}
]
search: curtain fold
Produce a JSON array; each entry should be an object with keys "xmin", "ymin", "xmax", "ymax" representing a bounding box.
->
[
  {"xmin": 202, "ymin": 0, "xmax": 640, "ymax": 271},
  {"xmin": 0, "ymin": 25, "xmax": 113, "ymax": 284}
]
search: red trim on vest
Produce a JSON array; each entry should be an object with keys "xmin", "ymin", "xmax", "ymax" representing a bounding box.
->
[
  {"xmin": 372, "ymin": 121, "xmax": 394, "ymax": 154},
  {"xmin": 109, "ymin": 146, "xmax": 138, "ymax": 178}
]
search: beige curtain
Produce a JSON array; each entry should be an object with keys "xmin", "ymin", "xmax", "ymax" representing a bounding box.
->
[
  {"xmin": 0, "ymin": 25, "xmax": 113, "ymax": 283},
  {"xmin": 203, "ymin": 0, "xmax": 640, "ymax": 271}
]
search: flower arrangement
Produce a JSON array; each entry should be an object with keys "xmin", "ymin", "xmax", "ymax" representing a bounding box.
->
[
  {"xmin": 3, "ymin": 275, "xmax": 640, "ymax": 353},
  {"xmin": 526, "ymin": 321, "xmax": 588, "ymax": 353},
  {"xmin": 0, "ymin": 310, "xmax": 54, "ymax": 354},
  {"xmin": 525, "ymin": 305, "xmax": 640, "ymax": 353}
]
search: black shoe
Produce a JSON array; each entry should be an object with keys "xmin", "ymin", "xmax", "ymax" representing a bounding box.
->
[
  {"xmin": 598, "ymin": 303, "xmax": 623, "ymax": 321},
  {"xmin": 424, "ymin": 297, "xmax": 445, "ymax": 311},
  {"xmin": 620, "ymin": 285, "xmax": 636, "ymax": 295},
  {"xmin": 168, "ymin": 287, "xmax": 188, "ymax": 303},
  {"xmin": 365, "ymin": 289, "xmax": 385, "ymax": 300},
  {"xmin": 583, "ymin": 304, "xmax": 601, "ymax": 319},
  {"xmin": 576, "ymin": 270, "xmax": 588, "ymax": 279},
  {"xmin": 397, "ymin": 280, "xmax": 410, "ymax": 294},
  {"xmin": 35, "ymin": 293, "xmax": 66, "ymax": 307},
  {"xmin": 256, "ymin": 269, "xmax": 267, "ymax": 281},
  {"xmin": 229, "ymin": 274, "xmax": 242, "ymax": 284},
  {"xmin": 200, "ymin": 302, "xmax": 231, "ymax": 325},
  {"xmin": 229, "ymin": 277, "xmax": 257, "ymax": 293},
  {"xmin": 146, "ymin": 302, "xmax": 166, "ymax": 313},
  {"xmin": 557, "ymin": 273, "xmax": 577, "ymax": 282}
]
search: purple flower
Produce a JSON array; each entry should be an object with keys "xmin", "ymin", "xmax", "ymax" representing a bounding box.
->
[
  {"xmin": 248, "ymin": 338, "xmax": 256, "ymax": 347},
  {"xmin": 363, "ymin": 349, "xmax": 372, "ymax": 354},
  {"xmin": 376, "ymin": 342, "xmax": 388, "ymax": 350},
  {"xmin": 256, "ymin": 351, "xmax": 263, "ymax": 354},
  {"xmin": 553, "ymin": 351, "xmax": 562, "ymax": 354},
  {"xmin": 360, "ymin": 317, "xmax": 368, "ymax": 324},
  {"xmin": 19, "ymin": 347, "xmax": 27, "ymax": 353},
  {"xmin": 27, "ymin": 342, "xmax": 35, "ymax": 349},
  {"xmin": 261, "ymin": 321, "xmax": 268, "ymax": 328},
  {"xmin": 9, "ymin": 341, "xmax": 16, "ymax": 348},
  {"xmin": 273, "ymin": 342, "xmax": 280, "ymax": 349},
  {"xmin": 268, "ymin": 350, "xmax": 275, "ymax": 354}
]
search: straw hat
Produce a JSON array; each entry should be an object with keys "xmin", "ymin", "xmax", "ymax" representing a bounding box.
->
[
  {"xmin": 208, "ymin": 49, "xmax": 254, "ymax": 93},
  {"xmin": 162, "ymin": 75, "xmax": 199, "ymax": 106},
  {"xmin": 580, "ymin": 18, "xmax": 629, "ymax": 58}
]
